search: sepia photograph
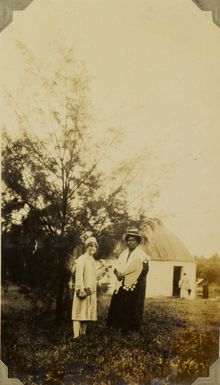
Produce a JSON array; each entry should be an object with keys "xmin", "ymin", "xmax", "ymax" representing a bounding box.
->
[{"xmin": 1, "ymin": 1, "xmax": 220, "ymax": 385}]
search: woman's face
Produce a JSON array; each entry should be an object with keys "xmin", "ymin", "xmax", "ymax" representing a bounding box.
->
[
  {"xmin": 87, "ymin": 243, "xmax": 97, "ymax": 256},
  {"xmin": 126, "ymin": 236, "xmax": 139, "ymax": 251}
]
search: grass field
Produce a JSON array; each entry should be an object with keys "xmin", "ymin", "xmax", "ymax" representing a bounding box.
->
[{"xmin": 1, "ymin": 286, "xmax": 220, "ymax": 385}]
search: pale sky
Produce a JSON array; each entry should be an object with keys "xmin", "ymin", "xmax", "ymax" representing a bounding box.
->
[{"xmin": 1, "ymin": 0, "xmax": 220, "ymax": 257}]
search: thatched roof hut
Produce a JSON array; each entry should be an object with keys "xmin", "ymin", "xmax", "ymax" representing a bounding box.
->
[{"xmin": 140, "ymin": 220, "xmax": 195, "ymax": 263}]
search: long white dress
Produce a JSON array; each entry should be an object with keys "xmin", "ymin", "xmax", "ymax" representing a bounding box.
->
[
  {"xmin": 179, "ymin": 276, "xmax": 190, "ymax": 298},
  {"xmin": 72, "ymin": 253, "xmax": 97, "ymax": 321}
]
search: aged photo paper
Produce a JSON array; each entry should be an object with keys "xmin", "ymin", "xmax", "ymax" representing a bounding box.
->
[{"xmin": 1, "ymin": 1, "xmax": 220, "ymax": 385}]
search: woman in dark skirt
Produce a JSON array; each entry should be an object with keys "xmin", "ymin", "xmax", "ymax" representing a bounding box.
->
[{"xmin": 106, "ymin": 229, "xmax": 150, "ymax": 333}]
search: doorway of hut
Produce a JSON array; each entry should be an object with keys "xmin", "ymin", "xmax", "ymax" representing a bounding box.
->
[{"xmin": 172, "ymin": 266, "xmax": 183, "ymax": 297}]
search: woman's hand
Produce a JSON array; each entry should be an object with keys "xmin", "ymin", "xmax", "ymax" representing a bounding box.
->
[
  {"xmin": 114, "ymin": 268, "xmax": 124, "ymax": 281},
  {"xmin": 84, "ymin": 287, "xmax": 92, "ymax": 296},
  {"xmin": 76, "ymin": 289, "xmax": 87, "ymax": 299}
]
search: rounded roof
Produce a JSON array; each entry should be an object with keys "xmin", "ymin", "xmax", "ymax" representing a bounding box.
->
[{"xmin": 140, "ymin": 220, "xmax": 195, "ymax": 263}]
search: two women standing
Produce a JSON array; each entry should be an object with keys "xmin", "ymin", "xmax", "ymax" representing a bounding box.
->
[{"xmin": 71, "ymin": 229, "xmax": 150, "ymax": 338}]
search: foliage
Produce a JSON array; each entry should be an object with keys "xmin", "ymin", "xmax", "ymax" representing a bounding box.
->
[
  {"xmin": 196, "ymin": 254, "xmax": 220, "ymax": 286},
  {"xmin": 2, "ymin": 294, "xmax": 219, "ymax": 385},
  {"xmin": 1, "ymin": 48, "xmax": 146, "ymax": 318}
]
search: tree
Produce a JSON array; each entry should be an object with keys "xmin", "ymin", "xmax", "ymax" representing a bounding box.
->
[
  {"xmin": 1, "ymin": 48, "xmax": 141, "ymax": 319},
  {"xmin": 196, "ymin": 254, "xmax": 220, "ymax": 286}
]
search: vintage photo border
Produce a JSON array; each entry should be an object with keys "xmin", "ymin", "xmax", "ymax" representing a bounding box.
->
[{"xmin": 0, "ymin": 0, "xmax": 220, "ymax": 384}]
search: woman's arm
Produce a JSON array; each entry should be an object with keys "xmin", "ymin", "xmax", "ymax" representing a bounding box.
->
[
  {"xmin": 124, "ymin": 258, "xmax": 143, "ymax": 276},
  {"xmin": 75, "ymin": 257, "xmax": 85, "ymax": 291},
  {"xmin": 97, "ymin": 262, "xmax": 111, "ymax": 281},
  {"xmin": 113, "ymin": 250, "xmax": 127, "ymax": 279},
  {"xmin": 123, "ymin": 258, "xmax": 143, "ymax": 289},
  {"xmin": 75, "ymin": 257, "xmax": 87, "ymax": 298}
]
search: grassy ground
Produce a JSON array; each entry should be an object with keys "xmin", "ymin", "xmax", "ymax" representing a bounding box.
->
[{"xmin": 1, "ymin": 286, "xmax": 220, "ymax": 385}]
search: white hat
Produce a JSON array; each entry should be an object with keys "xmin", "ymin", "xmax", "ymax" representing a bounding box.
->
[{"xmin": 85, "ymin": 236, "xmax": 98, "ymax": 247}]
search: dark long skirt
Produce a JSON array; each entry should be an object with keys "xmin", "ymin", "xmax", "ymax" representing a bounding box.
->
[{"xmin": 106, "ymin": 269, "xmax": 147, "ymax": 332}]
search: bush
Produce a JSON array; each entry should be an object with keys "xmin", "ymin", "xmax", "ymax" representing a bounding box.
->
[{"xmin": 2, "ymin": 296, "xmax": 219, "ymax": 385}]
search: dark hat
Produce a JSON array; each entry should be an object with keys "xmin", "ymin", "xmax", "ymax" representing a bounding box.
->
[{"xmin": 124, "ymin": 228, "xmax": 142, "ymax": 242}]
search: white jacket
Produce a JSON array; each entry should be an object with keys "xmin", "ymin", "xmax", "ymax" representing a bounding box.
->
[
  {"xmin": 114, "ymin": 245, "xmax": 150, "ymax": 291},
  {"xmin": 75, "ymin": 253, "xmax": 97, "ymax": 292}
]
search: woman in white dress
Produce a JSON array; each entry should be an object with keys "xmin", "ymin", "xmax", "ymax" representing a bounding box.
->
[{"xmin": 72, "ymin": 236, "xmax": 99, "ymax": 338}]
